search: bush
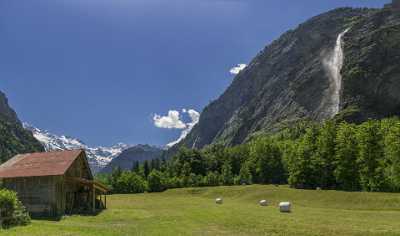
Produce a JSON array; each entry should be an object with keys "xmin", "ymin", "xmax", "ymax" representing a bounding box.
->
[
  {"xmin": 0, "ymin": 189, "xmax": 30, "ymax": 228},
  {"xmin": 147, "ymin": 170, "xmax": 166, "ymax": 192},
  {"xmin": 113, "ymin": 172, "xmax": 147, "ymax": 194},
  {"xmin": 239, "ymin": 164, "xmax": 252, "ymax": 185},
  {"xmin": 165, "ymin": 176, "xmax": 182, "ymax": 189},
  {"xmin": 204, "ymin": 172, "xmax": 220, "ymax": 186}
]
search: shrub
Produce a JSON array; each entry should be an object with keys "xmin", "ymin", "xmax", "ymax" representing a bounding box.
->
[
  {"xmin": 147, "ymin": 170, "xmax": 166, "ymax": 192},
  {"xmin": 113, "ymin": 172, "xmax": 147, "ymax": 194},
  {"xmin": 0, "ymin": 189, "xmax": 30, "ymax": 228},
  {"xmin": 204, "ymin": 172, "xmax": 220, "ymax": 186},
  {"xmin": 239, "ymin": 163, "xmax": 252, "ymax": 185}
]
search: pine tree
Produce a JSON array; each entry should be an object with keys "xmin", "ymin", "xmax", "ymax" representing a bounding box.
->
[
  {"xmin": 143, "ymin": 160, "xmax": 150, "ymax": 178},
  {"xmin": 131, "ymin": 161, "xmax": 140, "ymax": 173}
]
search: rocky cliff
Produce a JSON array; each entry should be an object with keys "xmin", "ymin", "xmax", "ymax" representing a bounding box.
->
[
  {"xmin": 340, "ymin": 6, "xmax": 400, "ymax": 122},
  {"xmin": 0, "ymin": 91, "xmax": 43, "ymax": 163},
  {"xmin": 179, "ymin": 5, "xmax": 399, "ymax": 149}
]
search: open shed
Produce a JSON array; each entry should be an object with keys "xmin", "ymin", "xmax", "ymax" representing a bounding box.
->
[{"xmin": 0, "ymin": 149, "xmax": 108, "ymax": 218}]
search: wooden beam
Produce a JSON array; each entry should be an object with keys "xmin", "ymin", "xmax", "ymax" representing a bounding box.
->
[
  {"xmin": 66, "ymin": 177, "xmax": 109, "ymax": 193},
  {"xmin": 93, "ymin": 183, "xmax": 109, "ymax": 193},
  {"xmin": 92, "ymin": 184, "xmax": 95, "ymax": 213}
]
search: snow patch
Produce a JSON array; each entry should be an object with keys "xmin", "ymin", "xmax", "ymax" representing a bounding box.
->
[{"xmin": 23, "ymin": 123, "xmax": 130, "ymax": 173}]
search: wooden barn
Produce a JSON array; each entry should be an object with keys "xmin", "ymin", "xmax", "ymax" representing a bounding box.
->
[{"xmin": 0, "ymin": 150, "xmax": 109, "ymax": 218}]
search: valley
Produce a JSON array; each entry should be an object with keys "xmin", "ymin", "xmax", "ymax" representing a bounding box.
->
[
  {"xmin": 0, "ymin": 1, "xmax": 399, "ymax": 235},
  {"xmin": 3, "ymin": 185, "xmax": 400, "ymax": 236}
]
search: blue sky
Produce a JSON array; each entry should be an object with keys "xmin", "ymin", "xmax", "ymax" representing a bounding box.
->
[{"xmin": 0, "ymin": 0, "xmax": 388, "ymax": 147}]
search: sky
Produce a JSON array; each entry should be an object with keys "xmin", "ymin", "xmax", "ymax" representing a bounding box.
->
[{"xmin": 0, "ymin": 0, "xmax": 388, "ymax": 147}]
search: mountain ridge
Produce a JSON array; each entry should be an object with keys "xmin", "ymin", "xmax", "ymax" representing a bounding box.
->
[
  {"xmin": 176, "ymin": 6, "xmax": 399, "ymax": 150},
  {"xmin": 0, "ymin": 91, "xmax": 44, "ymax": 163},
  {"xmin": 24, "ymin": 123, "xmax": 130, "ymax": 173},
  {"xmin": 101, "ymin": 144, "xmax": 163, "ymax": 173}
]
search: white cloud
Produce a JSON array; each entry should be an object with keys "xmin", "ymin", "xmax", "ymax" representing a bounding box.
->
[
  {"xmin": 163, "ymin": 109, "xmax": 200, "ymax": 148},
  {"xmin": 153, "ymin": 110, "xmax": 187, "ymax": 129},
  {"xmin": 229, "ymin": 64, "xmax": 247, "ymax": 75}
]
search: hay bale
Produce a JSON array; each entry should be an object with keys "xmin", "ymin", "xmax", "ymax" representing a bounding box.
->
[
  {"xmin": 279, "ymin": 202, "xmax": 291, "ymax": 213},
  {"xmin": 259, "ymin": 200, "xmax": 268, "ymax": 206},
  {"xmin": 215, "ymin": 198, "xmax": 223, "ymax": 204}
]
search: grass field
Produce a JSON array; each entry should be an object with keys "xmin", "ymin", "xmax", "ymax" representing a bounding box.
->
[{"xmin": 2, "ymin": 185, "xmax": 400, "ymax": 235}]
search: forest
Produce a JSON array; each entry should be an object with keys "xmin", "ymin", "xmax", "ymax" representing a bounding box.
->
[{"xmin": 96, "ymin": 117, "xmax": 400, "ymax": 193}]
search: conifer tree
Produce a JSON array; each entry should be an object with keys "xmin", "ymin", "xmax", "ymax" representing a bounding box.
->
[
  {"xmin": 131, "ymin": 161, "xmax": 140, "ymax": 173},
  {"xmin": 143, "ymin": 160, "xmax": 150, "ymax": 178}
]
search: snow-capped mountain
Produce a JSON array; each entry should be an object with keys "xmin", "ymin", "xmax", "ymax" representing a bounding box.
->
[{"xmin": 23, "ymin": 123, "xmax": 130, "ymax": 173}]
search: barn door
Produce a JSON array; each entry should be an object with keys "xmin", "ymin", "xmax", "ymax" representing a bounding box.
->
[{"xmin": 65, "ymin": 192, "xmax": 74, "ymax": 214}]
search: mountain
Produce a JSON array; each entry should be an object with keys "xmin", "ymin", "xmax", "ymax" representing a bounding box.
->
[
  {"xmin": 177, "ymin": 4, "xmax": 400, "ymax": 149},
  {"xmin": 24, "ymin": 124, "xmax": 129, "ymax": 173},
  {"xmin": 0, "ymin": 91, "xmax": 44, "ymax": 163},
  {"xmin": 101, "ymin": 144, "xmax": 163, "ymax": 173}
]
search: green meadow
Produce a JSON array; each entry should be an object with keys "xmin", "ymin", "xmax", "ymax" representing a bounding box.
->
[{"xmin": 2, "ymin": 185, "xmax": 400, "ymax": 236}]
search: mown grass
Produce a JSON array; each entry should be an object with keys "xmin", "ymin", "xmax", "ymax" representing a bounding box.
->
[{"xmin": 2, "ymin": 185, "xmax": 400, "ymax": 235}]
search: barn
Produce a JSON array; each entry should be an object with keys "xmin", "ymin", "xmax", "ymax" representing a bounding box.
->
[{"xmin": 0, "ymin": 149, "xmax": 109, "ymax": 218}]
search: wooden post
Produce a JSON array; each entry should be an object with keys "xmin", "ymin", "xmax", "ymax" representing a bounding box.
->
[
  {"xmin": 92, "ymin": 184, "xmax": 95, "ymax": 213},
  {"xmin": 105, "ymin": 194, "xmax": 107, "ymax": 209}
]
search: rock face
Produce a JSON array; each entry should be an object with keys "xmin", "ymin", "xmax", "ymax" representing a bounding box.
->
[
  {"xmin": 180, "ymin": 7, "xmax": 383, "ymax": 149},
  {"xmin": 101, "ymin": 144, "xmax": 163, "ymax": 173},
  {"xmin": 340, "ymin": 7, "xmax": 400, "ymax": 122},
  {"xmin": 0, "ymin": 91, "xmax": 44, "ymax": 163},
  {"xmin": 385, "ymin": 0, "xmax": 400, "ymax": 10},
  {"xmin": 0, "ymin": 91, "xmax": 18, "ymax": 123}
]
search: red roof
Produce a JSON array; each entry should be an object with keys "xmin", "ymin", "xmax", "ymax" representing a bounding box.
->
[{"xmin": 0, "ymin": 150, "xmax": 84, "ymax": 178}]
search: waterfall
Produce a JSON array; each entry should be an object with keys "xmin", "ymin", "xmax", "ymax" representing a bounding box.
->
[{"xmin": 323, "ymin": 28, "xmax": 349, "ymax": 117}]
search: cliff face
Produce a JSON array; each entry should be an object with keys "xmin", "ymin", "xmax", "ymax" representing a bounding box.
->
[
  {"xmin": 0, "ymin": 91, "xmax": 18, "ymax": 123},
  {"xmin": 178, "ymin": 5, "xmax": 400, "ymax": 149},
  {"xmin": 179, "ymin": 8, "xmax": 375, "ymax": 149},
  {"xmin": 340, "ymin": 6, "xmax": 400, "ymax": 122},
  {"xmin": 0, "ymin": 91, "xmax": 43, "ymax": 163}
]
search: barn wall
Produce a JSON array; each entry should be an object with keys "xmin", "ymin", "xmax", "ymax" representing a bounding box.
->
[
  {"xmin": 3, "ymin": 176, "xmax": 65, "ymax": 217},
  {"xmin": 65, "ymin": 153, "xmax": 92, "ymax": 179},
  {"xmin": 64, "ymin": 153, "xmax": 94, "ymax": 212}
]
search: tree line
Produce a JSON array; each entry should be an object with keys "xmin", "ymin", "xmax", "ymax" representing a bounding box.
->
[{"xmin": 96, "ymin": 118, "xmax": 400, "ymax": 193}]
